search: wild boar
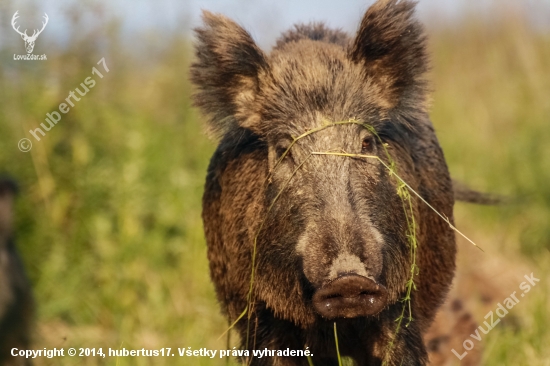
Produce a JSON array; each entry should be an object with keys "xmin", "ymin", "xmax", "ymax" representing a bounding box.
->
[
  {"xmin": 0, "ymin": 177, "xmax": 34, "ymax": 365},
  {"xmin": 192, "ymin": 1, "xmax": 457, "ymax": 364}
]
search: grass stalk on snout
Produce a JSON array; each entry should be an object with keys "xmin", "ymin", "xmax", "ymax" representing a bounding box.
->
[
  {"xmin": 219, "ymin": 119, "xmax": 482, "ymax": 365},
  {"xmin": 219, "ymin": 121, "xmax": 351, "ymax": 347},
  {"xmin": 310, "ymin": 124, "xmax": 417, "ymax": 364},
  {"xmin": 219, "ymin": 152, "xmax": 314, "ymax": 357},
  {"xmin": 334, "ymin": 322, "xmax": 343, "ymax": 366},
  {"xmin": 311, "ymin": 121, "xmax": 480, "ymax": 364}
]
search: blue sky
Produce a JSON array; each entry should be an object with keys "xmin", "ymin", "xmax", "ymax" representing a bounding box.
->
[{"xmin": 2, "ymin": 0, "xmax": 548, "ymax": 49}]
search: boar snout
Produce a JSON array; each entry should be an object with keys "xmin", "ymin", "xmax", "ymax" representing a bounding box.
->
[{"xmin": 313, "ymin": 274, "xmax": 388, "ymax": 319}]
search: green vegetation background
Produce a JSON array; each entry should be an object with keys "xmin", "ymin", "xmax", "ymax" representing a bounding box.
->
[{"xmin": 0, "ymin": 3, "xmax": 548, "ymax": 365}]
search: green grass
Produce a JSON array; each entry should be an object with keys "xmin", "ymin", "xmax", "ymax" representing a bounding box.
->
[
  {"xmin": 0, "ymin": 3, "xmax": 548, "ymax": 366},
  {"xmin": 429, "ymin": 12, "xmax": 550, "ymax": 366}
]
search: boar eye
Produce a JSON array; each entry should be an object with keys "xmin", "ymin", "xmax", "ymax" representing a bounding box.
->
[
  {"xmin": 361, "ymin": 137, "xmax": 375, "ymax": 153},
  {"xmin": 276, "ymin": 146, "xmax": 291, "ymax": 160}
]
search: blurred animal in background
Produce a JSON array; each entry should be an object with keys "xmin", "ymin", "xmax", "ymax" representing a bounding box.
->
[
  {"xmin": 424, "ymin": 295, "xmax": 482, "ymax": 366},
  {"xmin": 0, "ymin": 177, "xmax": 34, "ymax": 366}
]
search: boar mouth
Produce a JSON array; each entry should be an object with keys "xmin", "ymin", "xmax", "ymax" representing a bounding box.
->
[{"xmin": 312, "ymin": 274, "xmax": 388, "ymax": 319}]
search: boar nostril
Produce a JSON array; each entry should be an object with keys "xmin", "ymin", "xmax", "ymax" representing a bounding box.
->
[
  {"xmin": 360, "ymin": 291, "xmax": 376, "ymax": 297},
  {"xmin": 312, "ymin": 274, "xmax": 388, "ymax": 319}
]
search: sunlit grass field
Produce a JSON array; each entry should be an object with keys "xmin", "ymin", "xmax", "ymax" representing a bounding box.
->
[{"xmin": 0, "ymin": 4, "xmax": 548, "ymax": 366}]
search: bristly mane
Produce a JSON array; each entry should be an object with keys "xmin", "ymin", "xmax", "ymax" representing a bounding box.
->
[{"xmin": 274, "ymin": 23, "xmax": 350, "ymax": 50}]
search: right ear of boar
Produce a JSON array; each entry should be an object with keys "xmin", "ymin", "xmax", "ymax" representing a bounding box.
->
[{"xmin": 190, "ymin": 11, "xmax": 269, "ymax": 140}]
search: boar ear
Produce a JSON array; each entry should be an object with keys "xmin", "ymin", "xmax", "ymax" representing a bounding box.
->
[
  {"xmin": 349, "ymin": 0, "xmax": 428, "ymax": 113},
  {"xmin": 190, "ymin": 11, "xmax": 268, "ymax": 139}
]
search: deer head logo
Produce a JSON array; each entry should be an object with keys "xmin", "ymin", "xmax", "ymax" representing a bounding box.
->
[{"xmin": 11, "ymin": 11, "xmax": 49, "ymax": 54}]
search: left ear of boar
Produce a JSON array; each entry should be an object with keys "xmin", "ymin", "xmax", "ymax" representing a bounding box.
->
[{"xmin": 190, "ymin": 11, "xmax": 268, "ymax": 139}]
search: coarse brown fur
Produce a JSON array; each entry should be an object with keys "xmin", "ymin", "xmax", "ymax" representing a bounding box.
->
[
  {"xmin": 0, "ymin": 178, "xmax": 34, "ymax": 366},
  {"xmin": 192, "ymin": 1, "xmax": 456, "ymax": 365}
]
